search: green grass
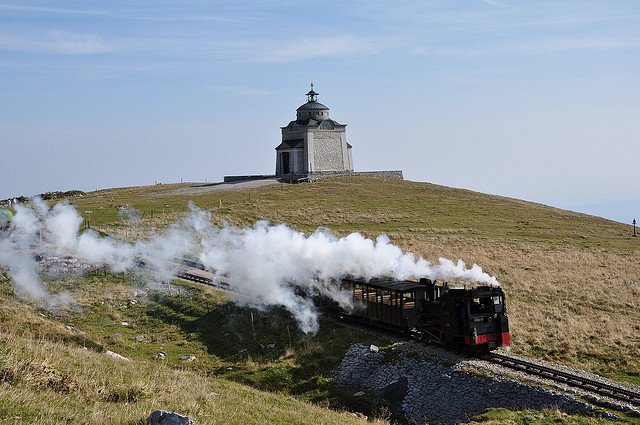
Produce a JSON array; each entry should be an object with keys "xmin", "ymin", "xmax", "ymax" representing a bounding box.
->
[
  {"xmin": 68, "ymin": 273, "xmax": 394, "ymax": 417},
  {"xmin": 0, "ymin": 272, "xmax": 391, "ymax": 424},
  {"xmin": 469, "ymin": 407, "xmax": 637, "ymax": 424}
]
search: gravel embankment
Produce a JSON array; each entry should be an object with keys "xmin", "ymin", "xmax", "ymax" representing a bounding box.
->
[{"xmin": 333, "ymin": 342, "xmax": 630, "ymax": 424}]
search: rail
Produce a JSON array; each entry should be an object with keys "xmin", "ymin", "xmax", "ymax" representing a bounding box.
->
[
  {"xmin": 482, "ymin": 352, "xmax": 640, "ymax": 407},
  {"xmin": 175, "ymin": 259, "xmax": 640, "ymax": 408},
  {"xmin": 175, "ymin": 268, "xmax": 229, "ymax": 291}
]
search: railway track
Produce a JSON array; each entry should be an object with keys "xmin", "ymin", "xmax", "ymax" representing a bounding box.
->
[
  {"xmin": 174, "ymin": 260, "xmax": 640, "ymax": 409},
  {"xmin": 176, "ymin": 269, "xmax": 230, "ymax": 291},
  {"xmin": 482, "ymin": 352, "xmax": 640, "ymax": 407}
]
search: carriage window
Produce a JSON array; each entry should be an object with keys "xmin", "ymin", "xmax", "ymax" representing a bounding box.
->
[
  {"xmin": 354, "ymin": 284, "xmax": 363, "ymax": 299},
  {"xmin": 382, "ymin": 290, "xmax": 392, "ymax": 305},
  {"xmin": 367, "ymin": 288, "xmax": 376, "ymax": 302},
  {"xmin": 402, "ymin": 292, "xmax": 415, "ymax": 309}
]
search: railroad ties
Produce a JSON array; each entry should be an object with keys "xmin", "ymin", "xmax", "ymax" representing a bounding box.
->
[
  {"xmin": 175, "ymin": 259, "xmax": 230, "ymax": 291},
  {"xmin": 483, "ymin": 352, "xmax": 640, "ymax": 407}
]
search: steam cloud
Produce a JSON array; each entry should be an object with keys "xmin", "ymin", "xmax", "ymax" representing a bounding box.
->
[{"xmin": 0, "ymin": 199, "xmax": 498, "ymax": 333}]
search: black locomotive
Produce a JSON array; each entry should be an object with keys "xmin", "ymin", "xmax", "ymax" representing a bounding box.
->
[{"xmin": 338, "ymin": 277, "xmax": 510, "ymax": 351}]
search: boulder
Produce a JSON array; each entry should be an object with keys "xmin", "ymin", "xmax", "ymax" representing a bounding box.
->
[
  {"xmin": 179, "ymin": 355, "xmax": 196, "ymax": 362},
  {"xmin": 147, "ymin": 410, "xmax": 194, "ymax": 425},
  {"xmin": 105, "ymin": 350, "xmax": 130, "ymax": 361}
]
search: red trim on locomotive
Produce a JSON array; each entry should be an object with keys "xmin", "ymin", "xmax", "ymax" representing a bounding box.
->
[{"xmin": 464, "ymin": 331, "xmax": 510, "ymax": 348}]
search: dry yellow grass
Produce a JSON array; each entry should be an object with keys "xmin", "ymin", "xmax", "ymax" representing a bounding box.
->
[
  {"xmin": 0, "ymin": 330, "xmax": 383, "ymax": 425},
  {"xmin": 394, "ymin": 236, "xmax": 640, "ymax": 377}
]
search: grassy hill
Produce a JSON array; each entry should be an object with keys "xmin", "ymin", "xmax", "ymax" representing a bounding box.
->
[
  {"xmin": 1, "ymin": 176, "xmax": 639, "ymax": 424},
  {"xmin": 70, "ymin": 177, "xmax": 639, "ymax": 381}
]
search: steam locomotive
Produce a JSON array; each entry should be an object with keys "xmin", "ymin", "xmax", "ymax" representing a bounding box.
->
[{"xmin": 338, "ymin": 277, "xmax": 510, "ymax": 351}]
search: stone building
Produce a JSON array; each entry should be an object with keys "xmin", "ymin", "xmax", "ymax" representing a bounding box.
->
[{"xmin": 275, "ymin": 85, "xmax": 353, "ymax": 179}]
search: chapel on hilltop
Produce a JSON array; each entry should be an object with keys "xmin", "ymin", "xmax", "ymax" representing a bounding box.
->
[{"xmin": 275, "ymin": 84, "xmax": 353, "ymax": 178}]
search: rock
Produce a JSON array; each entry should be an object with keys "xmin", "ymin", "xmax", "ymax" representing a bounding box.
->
[
  {"xmin": 180, "ymin": 355, "xmax": 196, "ymax": 362},
  {"xmin": 133, "ymin": 335, "xmax": 146, "ymax": 342},
  {"xmin": 121, "ymin": 321, "xmax": 130, "ymax": 327},
  {"xmin": 353, "ymin": 391, "xmax": 365, "ymax": 397},
  {"xmin": 147, "ymin": 410, "xmax": 194, "ymax": 425},
  {"xmin": 369, "ymin": 344, "xmax": 380, "ymax": 353},
  {"xmin": 599, "ymin": 411, "xmax": 619, "ymax": 420},
  {"xmin": 350, "ymin": 412, "xmax": 368, "ymax": 420},
  {"xmin": 64, "ymin": 324, "xmax": 86, "ymax": 335},
  {"xmin": 376, "ymin": 376, "xmax": 409, "ymax": 410},
  {"xmin": 105, "ymin": 350, "xmax": 130, "ymax": 361}
]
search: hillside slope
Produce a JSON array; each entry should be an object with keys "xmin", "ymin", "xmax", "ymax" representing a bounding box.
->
[
  {"xmin": 2, "ymin": 176, "xmax": 639, "ymax": 424},
  {"xmin": 69, "ymin": 176, "xmax": 640, "ymax": 382},
  {"xmin": 0, "ymin": 271, "xmax": 389, "ymax": 424}
]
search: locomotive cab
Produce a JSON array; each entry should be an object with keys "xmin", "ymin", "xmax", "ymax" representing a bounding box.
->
[
  {"xmin": 418, "ymin": 280, "xmax": 509, "ymax": 350},
  {"xmin": 446, "ymin": 286, "xmax": 510, "ymax": 350}
]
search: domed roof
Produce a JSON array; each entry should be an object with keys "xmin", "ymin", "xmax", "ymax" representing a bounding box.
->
[
  {"xmin": 296, "ymin": 83, "xmax": 329, "ymax": 112},
  {"xmin": 297, "ymin": 101, "xmax": 329, "ymax": 111}
]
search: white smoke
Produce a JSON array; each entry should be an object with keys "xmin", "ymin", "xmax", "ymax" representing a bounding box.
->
[
  {"xmin": 0, "ymin": 199, "xmax": 71, "ymax": 307},
  {"xmin": 0, "ymin": 199, "xmax": 499, "ymax": 333}
]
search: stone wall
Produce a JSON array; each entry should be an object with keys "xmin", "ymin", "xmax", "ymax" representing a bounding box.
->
[
  {"xmin": 294, "ymin": 150, "xmax": 304, "ymax": 173},
  {"xmin": 224, "ymin": 171, "xmax": 403, "ymax": 183},
  {"xmin": 223, "ymin": 175, "xmax": 275, "ymax": 183},
  {"xmin": 312, "ymin": 132, "xmax": 344, "ymax": 172},
  {"xmin": 308, "ymin": 170, "xmax": 404, "ymax": 181}
]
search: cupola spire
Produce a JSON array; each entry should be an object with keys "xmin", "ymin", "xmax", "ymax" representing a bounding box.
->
[{"xmin": 306, "ymin": 82, "xmax": 318, "ymax": 102}]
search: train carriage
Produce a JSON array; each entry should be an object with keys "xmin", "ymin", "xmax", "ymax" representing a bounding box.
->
[
  {"xmin": 340, "ymin": 277, "xmax": 510, "ymax": 351},
  {"xmin": 342, "ymin": 277, "xmax": 427, "ymax": 330}
]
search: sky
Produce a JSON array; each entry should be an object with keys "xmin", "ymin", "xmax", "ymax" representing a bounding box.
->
[{"xmin": 0, "ymin": 1, "xmax": 638, "ymax": 223}]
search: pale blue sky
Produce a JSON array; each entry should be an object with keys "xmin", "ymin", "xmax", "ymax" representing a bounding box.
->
[{"xmin": 1, "ymin": 1, "xmax": 638, "ymax": 222}]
